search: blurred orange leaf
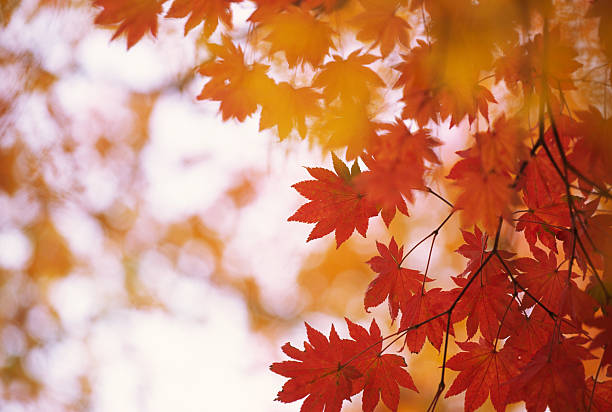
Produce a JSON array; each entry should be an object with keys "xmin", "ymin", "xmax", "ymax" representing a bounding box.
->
[{"xmin": 93, "ymin": 0, "xmax": 167, "ymax": 49}]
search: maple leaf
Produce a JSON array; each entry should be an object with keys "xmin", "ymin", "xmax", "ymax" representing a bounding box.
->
[
  {"xmin": 585, "ymin": 378, "xmax": 612, "ymax": 412},
  {"xmin": 364, "ymin": 237, "xmax": 431, "ymax": 321},
  {"xmin": 259, "ymin": 81, "xmax": 321, "ymax": 139},
  {"xmin": 513, "ymin": 245, "xmax": 596, "ymax": 325},
  {"xmin": 394, "ymin": 40, "xmax": 496, "ymax": 126},
  {"xmin": 400, "ymin": 288, "xmax": 452, "ymax": 352},
  {"xmin": 508, "ymin": 336, "xmax": 591, "ymax": 412},
  {"xmin": 473, "ymin": 114, "xmax": 529, "ymax": 175},
  {"xmin": 557, "ymin": 202, "xmax": 610, "ymax": 276},
  {"xmin": 438, "ymin": 85, "xmax": 497, "ymax": 128},
  {"xmin": 166, "ymin": 0, "xmax": 240, "ymax": 36},
  {"xmin": 261, "ymin": 6, "xmax": 335, "ymax": 68},
  {"xmin": 445, "ymin": 338, "xmax": 521, "ymax": 412},
  {"xmin": 588, "ymin": 0, "xmax": 612, "ymax": 84},
  {"xmin": 356, "ymin": 121, "xmax": 441, "ymax": 225},
  {"xmin": 393, "ymin": 40, "xmax": 439, "ymax": 126},
  {"xmin": 197, "ymin": 37, "xmax": 275, "ymax": 121},
  {"xmin": 270, "ymin": 322, "xmax": 361, "ymax": 412},
  {"xmin": 518, "ymin": 151, "xmax": 567, "ymax": 211},
  {"xmin": 346, "ymin": 319, "xmax": 418, "ymax": 412},
  {"xmin": 288, "ymin": 155, "xmax": 378, "ymax": 247},
  {"xmin": 587, "ymin": 307, "xmax": 612, "ymax": 370},
  {"xmin": 447, "ymin": 152, "xmax": 515, "ymax": 234},
  {"xmin": 516, "ymin": 202, "xmax": 570, "ymax": 253},
  {"xmin": 312, "ymin": 101, "xmax": 379, "ymax": 160},
  {"xmin": 503, "ymin": 307, "xmax": 556, "ymax": 361},
  {"xmin": 93, "ymin": 0, "xmax": 167, "ymax": 49},
  {"xmin": 451, "ymin": 272, "xmax": 514, "ymax": 341},
  {"xmin": 513, "ymin": 247, "xmax": 569, "ymax": 310},
  {"xmin": 248, "ymin": 0, "xmax": 295, "ymax": 22},
  {"xmin": 350, "ymin": 0, "xmax": 411, "ymax": 58},
  {"xmin": 455, "ymin": 226, "xmax": 514, "ymax": 279},
  {"xmin": 313, "ymin": 50, "xmax": 385, "ymax": 105},
  {"xmin": 494, "ymin": 28, "xmax": 582, "ymax": 94},
  {"xmin": 569, "ymin": 107, "xmax": 612, "ymax": 190}
]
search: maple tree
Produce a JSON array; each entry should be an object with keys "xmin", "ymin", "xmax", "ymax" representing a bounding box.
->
[{"xmin": 56, "ymin": 0, "xmax": 612, "ymax": 411}]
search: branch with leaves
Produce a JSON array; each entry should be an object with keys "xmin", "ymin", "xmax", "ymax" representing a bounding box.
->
[{"xmin": 91, "ymin": 0, "xmax": 612, "ymax": 411}]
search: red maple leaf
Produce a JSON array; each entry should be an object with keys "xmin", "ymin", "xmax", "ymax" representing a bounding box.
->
[
  {"xmin": 451, "ymin": 272, "xmax": 514, "ymax": 341},
  {"xmin": 93, "ymin": 0, "xmax": 166, "ymax": 49},
  {"xmin": 518, "ymin": 153, "xmax": 567, "ymax": 212},
  {"xmin": 503, "ymin": 307, "xmax": 556, "ymax": 361},
  {"xmin": 445, "ymin": 338, "xmax": 521, "ymax": 412},
  {"xmin": 393, "ymin": 40, "xmax": 439, "ymax": 126},
  {"xmin": 568, "ymin": 107, "xmax": 612, "ymax": 191},
  {"xmin": 587, "ymin": 307, "xmax": 612, "ymax": 370},
  {"xmin": 346, "ymin": 319, "xmax": 418, "ymax": 412},
  {"xmin": 516, "ymin": 201, "xmax": 570, "ymax": 253},
  {"xmin": 455, "ymin": 226, "xmax": 514, "ymax": 279},
  {"xmin": 400, "ymin": 288, "xmax": 452, "ymax": 352},
  {"xmin": 447, "ymin": 149, "xmax": 515, "ymax": 234},
  {"xmin": 288, "ymin": 154, "xmax": 378, "ymax": 247},
  {"xmin": 508, "ymin": 336, "xmax": 592, "ymax": 412},
  {"xmin": 585, "ymin": 378, "xmax": 612, "ymax": 412},
  {"xmin": 356, "ymin": 120, "xmax": 441, "ymax": 226},
  {"xmin": 270, "ymin": 323, "xmax": 361, "ymax": 412},
  {"xmin": 512, "ymin": 246, "xmax": 596, "ymax": 325},
  {"xmin": 364, "ymin": 237, "xmax": 431, "ymax": 321},
  {"xmin": 473, "ymin": 114, "xmax": 529, "ymax": 175}
]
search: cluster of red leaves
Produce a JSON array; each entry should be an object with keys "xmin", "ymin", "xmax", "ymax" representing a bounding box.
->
[
  {"xmin": 270, "ymin": 319, "xmax": 417, "ymax": 412},
  {"xmin": 92, "ymin": 1, "xmax": 612, "ymax": 411}
]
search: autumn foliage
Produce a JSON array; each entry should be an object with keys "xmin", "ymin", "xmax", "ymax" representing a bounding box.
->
[{"xmin": 90, "ymin": 0, "xmax": 612, "ymax": 411}]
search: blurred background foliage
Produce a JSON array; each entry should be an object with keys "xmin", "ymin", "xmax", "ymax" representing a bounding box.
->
[{"xmin": 1, "ymin": 0, "xmax": 608, "ymax": 411}]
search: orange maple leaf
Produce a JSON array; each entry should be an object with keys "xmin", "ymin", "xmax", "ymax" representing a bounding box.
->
[
  {"xmin": 93, "ymin": 0, "xmax": 166, "ymax": 49},
  {"xmin": 394, "ymin": 40, "xmax": 496, "ymax": 126},
  {"xmin": 197, "ymin": 37, "xmax": 275, "ymax": 121},
  {"xmin": 259, "ymin": 82, "xmax": 321, "ymax": 139},
  {"xmin": 166, "ymin": 0, "xmax": 240, "ymax": 36},
  {"xmin": 260, "ymin": 6, "xmax": 335, "ymax": 68},
  {"xmin": 494, "ymin": 28, "xmax": 582, "ymax": 94},
  {"xmin": 473, "ymin": 114, "xmax": 529, "ymax": 174},
  {"xmin": 350, "ymin": 0, "xmax": 411, "ymax": 58}
]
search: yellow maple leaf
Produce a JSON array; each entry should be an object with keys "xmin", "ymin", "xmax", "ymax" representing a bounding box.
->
[
  {"xmin": 259, "ymin": 82, "xmax": 321, "ymax": 139},
  {"xmin": 260, "ymin": 6, "xmax": 335, "ymax": 68},
  {"xmin": 313, "ymin": 50, "xmax": 385, "ymax": 104}
]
